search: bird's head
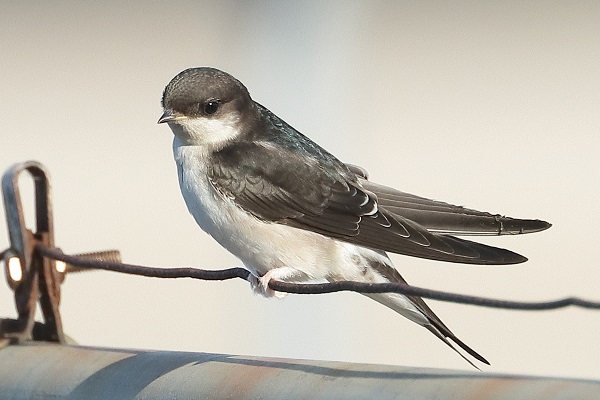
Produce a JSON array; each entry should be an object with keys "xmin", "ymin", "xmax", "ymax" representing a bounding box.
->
[{"xmin": 158, "ymin": 67, "xmax": 255, "ymax": 148}]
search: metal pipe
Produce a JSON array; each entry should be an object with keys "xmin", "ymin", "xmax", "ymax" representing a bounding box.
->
[{"xmin": 0, "ymin": 344, "xmax": 598, "ymax": 399}]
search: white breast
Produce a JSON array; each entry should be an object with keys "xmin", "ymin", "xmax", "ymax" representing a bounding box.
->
[{"xmin": 173, "ymin": 138, "xmax": 338, "ymax": 280}]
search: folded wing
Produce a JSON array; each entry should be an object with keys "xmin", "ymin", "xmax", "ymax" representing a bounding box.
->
[{"xmin": 208, "ymin": 144, "xmax": 549, "ymax": 265}]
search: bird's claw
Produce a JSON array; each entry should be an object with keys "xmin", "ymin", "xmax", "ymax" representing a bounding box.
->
[{"xmin": 249, "ymin": 271, "xmax": 288, "ymax": 299}]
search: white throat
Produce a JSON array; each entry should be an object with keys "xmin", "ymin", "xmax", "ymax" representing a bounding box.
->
[{"xmin": 168, "ymin": 114, "xmax": 241, "ymax": 150}]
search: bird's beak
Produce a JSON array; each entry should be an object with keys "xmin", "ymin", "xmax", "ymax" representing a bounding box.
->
[{"xmin": 157, "ymin": 109, "xmax": 185, "ymax": 124}]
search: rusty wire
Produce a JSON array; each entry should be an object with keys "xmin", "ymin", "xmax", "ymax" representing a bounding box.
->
[{"xmin": 36, "ymin": 245, "xmax": 600, "ymax": 311}]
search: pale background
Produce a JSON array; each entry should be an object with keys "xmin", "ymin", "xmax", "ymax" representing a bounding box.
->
[{"xmin": 1, "ymin": 2, "xmax": 599, "ymax": 380}]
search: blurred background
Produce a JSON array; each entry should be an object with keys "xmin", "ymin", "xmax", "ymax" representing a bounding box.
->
[{"xmin": 1, "ymin": 1, "xmax": 599, "ymax": 380}]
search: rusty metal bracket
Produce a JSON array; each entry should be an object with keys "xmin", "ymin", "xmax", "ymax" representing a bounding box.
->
[
  {"xmin": 0, "ymin": 161, "xmax": 121, "ymax": 348},
  {"xmin": 0, "ymin": 161, "xmax": 120, "ymax": 347},
  {"xmin": 0, "ymin": 161, "xmax": 65, "ymax": 345}
]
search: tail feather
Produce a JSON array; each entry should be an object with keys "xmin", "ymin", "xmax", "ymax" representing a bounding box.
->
[
  {"xmin": 425, "ymin": 325, "xmax": 489, "ymax": 369},
  {"xmin": 405, "ymin": 289, "xmax": 490, "ymax": 366},
  {"xmin": 363, "ymin": 258, "xmax": 489, "ymax": 367}
]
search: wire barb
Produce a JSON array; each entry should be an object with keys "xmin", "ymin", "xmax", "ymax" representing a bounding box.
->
[{"xmin": 35, "ymin": 245, "xmax": 600, "ymax": 311}]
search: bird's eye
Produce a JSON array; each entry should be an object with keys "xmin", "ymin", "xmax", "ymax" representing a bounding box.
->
[{"xmin": 204, "ymin": 100, "xmax": 220, "ymax": 115}]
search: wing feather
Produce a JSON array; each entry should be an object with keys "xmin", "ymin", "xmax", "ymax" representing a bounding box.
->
[
  {"xmin": 208, "ymin": 144, "xmax": 538, "ymax": 265},
  {"xmin": 352, "ymin": 172, "xmax": 551, "ymax": 236}
]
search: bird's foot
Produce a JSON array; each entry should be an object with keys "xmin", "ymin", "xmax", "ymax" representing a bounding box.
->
[{"xmin": 249, "ymin": 267, "xmax": 298, "ymax": 299}]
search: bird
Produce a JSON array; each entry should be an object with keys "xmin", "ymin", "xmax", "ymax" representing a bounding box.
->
[{"xmin": 158, "ymin": 67, "xmax": 551, "ymax": 367}]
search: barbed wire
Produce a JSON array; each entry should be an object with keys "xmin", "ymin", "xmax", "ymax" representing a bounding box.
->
[{"xmin": 36, "ymin": 245, "xmax": 600, "ymax": 311}]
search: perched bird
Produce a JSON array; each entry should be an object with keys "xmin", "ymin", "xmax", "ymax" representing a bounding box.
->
[{"xmin": 158, "ymin": 67, "xmax": 550, "ymax": 367}]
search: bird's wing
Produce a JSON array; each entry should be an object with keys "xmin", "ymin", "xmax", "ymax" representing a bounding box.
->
[
  {"xmin": 344, "ymin": 164, "xmax": 551, "ymax": 236},
  {"xmin": 208, "ymin": 142, "xmax": 530, "ymax": 265}
]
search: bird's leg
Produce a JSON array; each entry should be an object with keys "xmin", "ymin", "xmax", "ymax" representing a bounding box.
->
[{"xmin": 250, "ymin": 266, "xmax": 299, "ymax": 299}]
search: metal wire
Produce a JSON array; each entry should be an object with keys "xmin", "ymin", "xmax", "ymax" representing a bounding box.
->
[
  {"xmin": 35, "ymin": 245, "xmax": 251, "ymax": 281},
  {"xmin": 35, "ymin": 245, "xmax": 600, "ymax": 311}
]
